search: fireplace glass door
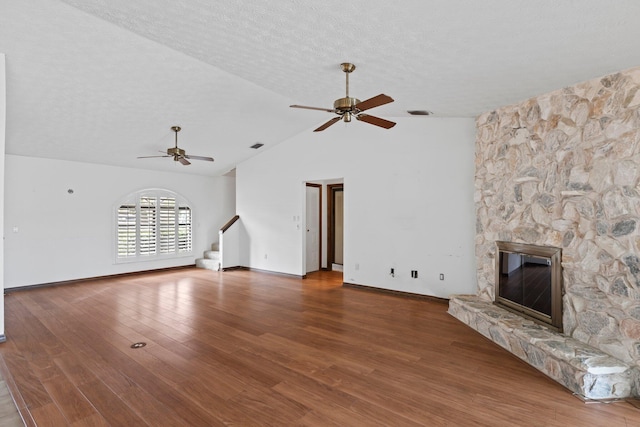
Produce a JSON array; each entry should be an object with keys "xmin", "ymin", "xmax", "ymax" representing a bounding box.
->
[
  {"xmin": 495, "ymin": 242, "xmax": 562, "ymax": 331},
  {"xmin": 498, "ymin": 253, "xmax": 551, "ymax": 317}
]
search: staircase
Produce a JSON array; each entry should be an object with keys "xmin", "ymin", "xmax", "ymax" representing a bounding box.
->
[{"xmin": 195, "ymin": 242, "xmax": 220, "ymax": 271}]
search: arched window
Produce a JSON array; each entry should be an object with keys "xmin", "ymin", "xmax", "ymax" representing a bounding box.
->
[{"xmin": 115, "ymin": 189, "xmax": 192, "ymax": 262}]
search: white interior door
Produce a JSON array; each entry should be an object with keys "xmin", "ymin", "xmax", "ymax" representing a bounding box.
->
[
  {"xmin": 334, "ymin": 189, "xmax": 344, "ymax": 265},
  {"xmin": 305, "ymin": 185, "xmax": 320, "ymax": 273}
]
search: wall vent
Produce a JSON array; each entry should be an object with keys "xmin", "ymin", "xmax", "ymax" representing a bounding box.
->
[
  {"xmin": 250, "ymin": 143, "xmax": 264, "ymax": 149},
  {"xmin": 407, "ymin": 110, "xmax": 433, "ymax": 116}
]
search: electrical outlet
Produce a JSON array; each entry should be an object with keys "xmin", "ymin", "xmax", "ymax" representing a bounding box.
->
[
  {"xmin": 411, "ymin": 270, "xmax": 418, "ymax": 278},
  {"xmin": 264, "ymin": 253, "xmax": 268, "ymax": 259},
  {"xmin": 390, "ymin": 268, "xmax": 394, "ymax": 276},
  {"xmin": 439, "ymin": 273, "xmax": 444, "ymax": 280},
  {"xmin": 355, "ymin": 263, "xmax": 360, "ymax": 271}
]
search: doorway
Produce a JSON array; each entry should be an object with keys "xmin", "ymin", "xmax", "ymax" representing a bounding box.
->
[{"xmin": 327, "ymin": 184, "xmax": 344, "ymax": 271}]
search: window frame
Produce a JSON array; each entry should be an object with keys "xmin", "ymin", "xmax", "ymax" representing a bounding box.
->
[{"xmin": 114, "ymin": 189, "xmax": 194, "ymax": 263}]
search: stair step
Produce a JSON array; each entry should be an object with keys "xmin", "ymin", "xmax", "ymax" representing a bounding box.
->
[
  {"xmin": 196, "ymin": 258, "xmax": 220, "ymax": 271},
  {"xmin": 204, "ymin": 250, "xmax": 220, "ymax": 260},
  {"xmin": 211, "ymin": 242, "xmax": 220, "ymax": 251}
]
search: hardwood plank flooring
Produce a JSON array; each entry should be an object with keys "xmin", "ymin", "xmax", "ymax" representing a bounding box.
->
[{"xmin": 0, "ymin": 268, "xmax": 638, "ymax": 426}]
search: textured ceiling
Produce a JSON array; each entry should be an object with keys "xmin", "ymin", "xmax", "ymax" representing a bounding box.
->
[{"xmin": 2, "ymin": 0, "xmax": 640, "ymax": 176}]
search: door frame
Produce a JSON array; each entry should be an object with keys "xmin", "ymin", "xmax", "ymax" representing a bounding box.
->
[{"xmin": 327, "ymin": 183, "xmax": 343, "ymax": 270}]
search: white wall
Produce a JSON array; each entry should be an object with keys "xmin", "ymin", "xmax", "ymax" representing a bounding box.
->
[
  {"xmin": 0, "ymin": 55, "xmax": 6, "ymax": 338},
  {"xmin": 236, "ymin": 117, "xmax": 477, "ymax": 298},
  {"xmin": 220, "ymin": 220, "xmax": 241, "ymax": 269},
  {"xmin": 4, "ymin": 155, "xmax": 235, "ymax": 288}
]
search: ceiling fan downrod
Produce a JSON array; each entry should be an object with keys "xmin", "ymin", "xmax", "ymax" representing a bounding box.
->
[
  {"xmin": 171, "ymin": 126, "xmax": 181, "ymax": 148},
  {"xmin": 341, "ymin": 62, "xmax": 355, "ymax": 98}
]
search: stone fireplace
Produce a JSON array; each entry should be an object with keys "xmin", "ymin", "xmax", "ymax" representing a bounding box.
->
[{"xmin": 449, "ymin": 66, "xmax": 640, "ymax": 400}]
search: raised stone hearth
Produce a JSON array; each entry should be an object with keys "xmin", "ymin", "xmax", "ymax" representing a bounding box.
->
[{"xmin": 449, "ymin": 295, "xmax": 635, "ymax": 400}]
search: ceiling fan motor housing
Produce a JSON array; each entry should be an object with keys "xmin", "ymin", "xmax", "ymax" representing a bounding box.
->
[
  {"xmin": 167, "ymin": 147, "xmax": 186, "ymax": 157},
  {"xmin": 333, "ymin": 97, "xmax": 361, "ymax": 112}
]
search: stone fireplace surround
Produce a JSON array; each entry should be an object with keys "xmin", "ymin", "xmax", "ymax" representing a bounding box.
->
[{"xmin": 448, "ymin": 66, "xmax": 640, "ymax": 400}]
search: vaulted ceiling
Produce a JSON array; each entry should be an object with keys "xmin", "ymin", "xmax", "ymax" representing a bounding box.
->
[{"xmin": 2, "ymin": 1, "xmax": 640, "ymax": 176}]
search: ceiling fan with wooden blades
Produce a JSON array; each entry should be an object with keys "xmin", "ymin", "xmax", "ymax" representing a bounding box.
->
[
  {"xmin": 290, "ymin": 63, "xmax": 396, "ymax": 132},
  {"xmin": 137, "ymin": 126, "xmax": 214, "ymax": 166}
]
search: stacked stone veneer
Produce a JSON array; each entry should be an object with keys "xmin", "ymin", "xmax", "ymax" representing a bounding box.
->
[{"xmin": 451, "ymin": 67, "xmax": 640, "ymax": 399}]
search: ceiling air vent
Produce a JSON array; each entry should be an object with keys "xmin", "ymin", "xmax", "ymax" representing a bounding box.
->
[
  {"xmin": 250, "ymin": 143, "xmax": 264, "ymax": 149},
  {"xmin": 407, "ymin": 110, "xmax": 433, "ymax": 116}
]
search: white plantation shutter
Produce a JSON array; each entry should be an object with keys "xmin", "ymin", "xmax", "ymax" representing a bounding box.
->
[
  {"xmin": 178, "ymin": 206, "xmax": 192, "ymax": 253},
  {"xmin": 115, "ymin": 190, "xmax": 193, "ymax": 261},
  {"xmin": 159, "ymin": 197, "xmax": 176, "ymax": 254},
  {"xmin": 139, "ymin": 196, "xmax": 157, "ymax": 256},
  {"xmin": 117, "ymin": 204, "xmax": 137, "ymax": 258}
]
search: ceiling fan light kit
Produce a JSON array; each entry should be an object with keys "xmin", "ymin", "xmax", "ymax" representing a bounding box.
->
[
  {"xmin": 290, "ymin": 63, "xmax": 396, "ymax": 132},
  {"xmin": 137, "ymin": 126, "xmax": 214, "ymax": 166}
]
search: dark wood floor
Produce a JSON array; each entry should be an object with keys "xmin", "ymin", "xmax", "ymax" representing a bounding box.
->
[{"xmin": 0, "ymin": 268, "xmax": 638, "ymax": 426}]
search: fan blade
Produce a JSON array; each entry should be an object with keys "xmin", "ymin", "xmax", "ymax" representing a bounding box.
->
[
  {"xmin": 138, "ymin": 155, "xmax": 171, "ymax": 159},
  {"xmin": 185, "ymin": 154, "xmax": 214, "ymax": 162},
  {"xmin": 178, "ymin": 157, "xmax": 191, "ymax": 165},
  {"xmin": 355, "ymin": 94, "xmax": 394, "ymax": 112},
  {"xmin": 356, "ymin": 114, "xmax": 396, "ymax": 129},
  {"xmin": 314, "ymin": 117, "xmax": 341, "ymax": 132},
  {"xmin": 290, "ymin": 104, "xmax": 335, "ymax": 113}
]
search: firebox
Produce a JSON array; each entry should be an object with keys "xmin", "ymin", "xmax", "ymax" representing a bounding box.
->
[{"xmin": 495, "ymin": 241, "xmax": 563, "ymax": 331}]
